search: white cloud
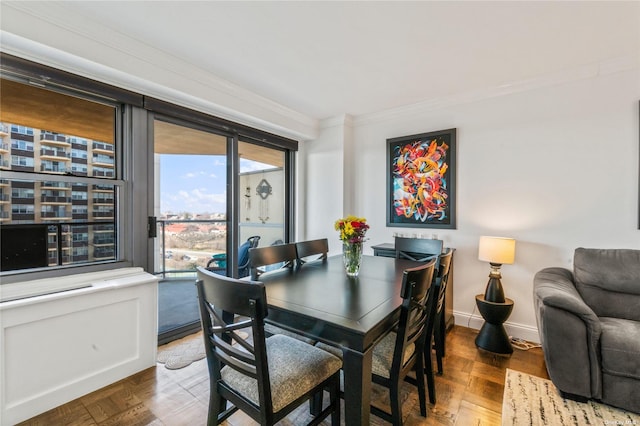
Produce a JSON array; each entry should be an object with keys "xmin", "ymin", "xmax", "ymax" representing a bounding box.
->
[{"xmin": 163, "ymin": 187, "xmax": 226, "ymax": 213}]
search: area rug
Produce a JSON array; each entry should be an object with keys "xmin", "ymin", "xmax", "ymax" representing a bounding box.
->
[
  {"xmin": 157, "ymin": 330, "xmax": 250, "ymax": 370},
  {"xmin": 502, "ymin": 368, "xmax": 640, "ymax": 425},
  {"xmin": 157, "ymin": 332, "xmax": 206, "ymax": 370}
]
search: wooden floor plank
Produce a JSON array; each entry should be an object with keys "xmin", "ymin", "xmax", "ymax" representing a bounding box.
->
[{"xmin": 18, "ymin": 326, "xmax": 547, "ymax": 425}]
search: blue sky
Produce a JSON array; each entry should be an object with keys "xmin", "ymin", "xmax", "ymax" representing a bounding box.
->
[{"xmin": 159, "ymin": 154, "xmax": 274, "ymax": 214}]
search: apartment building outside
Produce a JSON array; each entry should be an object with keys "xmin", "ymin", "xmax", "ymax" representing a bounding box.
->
[{"xmin": 0, "ymin": 122, "xmax": 116, "ymax": 269}]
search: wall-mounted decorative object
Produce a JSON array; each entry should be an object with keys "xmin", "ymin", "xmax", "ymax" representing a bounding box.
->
[
  {"xmin": 386, "ymin": 128, "xmax": 456, "ymax": 229},
  {"xmin": 256, "ymin": 178, "xmax": 272, "ymax": 224}
]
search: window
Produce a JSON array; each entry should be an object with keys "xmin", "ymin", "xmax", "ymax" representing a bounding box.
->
[
  {"xmin": 71, "ymin": 149, "xmax": 88, "ymax": 159},
  {"xmin": 11, "ymin": 155, "xmax": 34, "ymax": 167},
  {"xmin": 11, "ymin": 187, "xmax": 34, "ymax": 199},
  {"xmin": 0, "ymin": 76, "xmax": 121, "ymax": 273},
  {"xmin": 11, "ymin": 125, "xmax": 33, "ymax": 136},
  {"xmin": 12, "ymin": 205, "xmax": 34, "ymax": 214},
  {"xmin": 1, "ymin": 54, "xmax": 297, "ymax": 282},
  {"xmin": 11, "ymin": 139, "xmax": 34, "ymax": 151}
]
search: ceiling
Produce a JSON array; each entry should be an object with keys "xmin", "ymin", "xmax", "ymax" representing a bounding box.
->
[{"xmin": 2, "ymin": 1, "xmax": 639, "ymax": 124}]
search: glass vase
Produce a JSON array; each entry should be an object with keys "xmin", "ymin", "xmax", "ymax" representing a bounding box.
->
[{"xmin": 343, "ymin": 241, "xmax": 363, "ymax": 277}]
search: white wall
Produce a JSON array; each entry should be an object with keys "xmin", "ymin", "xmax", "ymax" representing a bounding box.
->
[
  {"xmin": 299, "ymin": 116, "xmax": 347, "ymax": 254},
  {"xmin": 302, "ymin": 67, "xmax": 640, "ymax": 340}
]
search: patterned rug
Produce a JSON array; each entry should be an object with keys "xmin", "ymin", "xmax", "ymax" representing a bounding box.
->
[
  {"xmin": 157, "ymin": 330, "xmax": 250, "ymax": 370},
  {"xmin": 502, "ymin": 368, "xmax": 640, "ymax": 425},
  {"xmin": 157, "ymin": 332, "xmax": 206, "ymax": 370}
]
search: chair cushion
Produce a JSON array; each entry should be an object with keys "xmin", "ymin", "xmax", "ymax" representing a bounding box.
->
[
  {"xmin": 600, "ymin": 317, "xmax": 640, "ymax": 380},
  {"xmin": 220, "ymin": 334, "xmax": 341, "ymax": 412},
  {"xmin": 372, "ymin": 331, "xmax": 415, "ymax": 379},
  {"xmin": 264, "ymin": 323, "xmax": 317, "ymax": 345}
]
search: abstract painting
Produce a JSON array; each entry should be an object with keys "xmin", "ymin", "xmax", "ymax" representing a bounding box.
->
[{"xmin": 386, "ymin": 128, "xmax": 456, "ymax": 229}]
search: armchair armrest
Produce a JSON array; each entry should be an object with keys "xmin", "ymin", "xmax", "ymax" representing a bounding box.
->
[{"xmin": 533, "ymin": 267, "xmax": 602, "ymax": 399}]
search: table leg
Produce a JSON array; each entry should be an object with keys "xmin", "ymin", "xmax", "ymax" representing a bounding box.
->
[{"xmin": 342, "ymin": 346, "xmax": 373, "ymax": 426}]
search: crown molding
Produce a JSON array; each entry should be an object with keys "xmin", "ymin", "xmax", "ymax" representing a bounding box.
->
[
  {"xmin": 319, "ymin": 114, "xmax": 355, "ymax": 130},
  {"xmin": 354, "ymin": 54, "xmax": 640, "ymax": 127},
  {"xmin": 0, "ymin": 2, "xmax": 318, "ymax": 141}
]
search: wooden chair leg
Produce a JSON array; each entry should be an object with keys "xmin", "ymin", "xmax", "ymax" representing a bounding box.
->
[
  {"xmin": 310, "ymin": 391, "xmax": 322, "ymax": 416},
  {"xmin": 434, "ymin": 321, "xmax": 444, "ymax": 374},
  {"xmin": 415, "ymin": 352, "xmax": 428, "ymax": 417},
  {"xmin": 425, "ymin": 348, "xmax": 436, "ymax": 405},
  {"xmin": 390, "ymin": 379, "xmax": 402, "ymax": 426},
  {"xmin": 209, "ymin": 387, "xmax": 223, "ymax": 426},
  {"xmin": 330, "ymin": 375, "xmax": 340, "ymax": 426}
]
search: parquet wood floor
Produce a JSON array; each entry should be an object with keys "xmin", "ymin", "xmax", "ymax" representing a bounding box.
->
[{"xmin": 18, "ymin": 326, "xmax": 548, "ymax": 425}]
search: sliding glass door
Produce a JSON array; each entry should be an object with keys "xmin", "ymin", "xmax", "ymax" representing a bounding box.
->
[
  {"xmin": 152, "ymin": 118, "xmax": 229, "ymax": 278},
  {"xmin": 237, "ymin": 140, "xmax": 287, "ymax": 257}
]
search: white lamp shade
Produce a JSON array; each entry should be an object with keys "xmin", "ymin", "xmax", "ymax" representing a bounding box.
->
[{"xmin": 478, "ymin": 236, "xmax": 516, "ymax": 264}]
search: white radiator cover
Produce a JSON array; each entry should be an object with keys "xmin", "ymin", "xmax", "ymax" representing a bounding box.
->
[{"xmin": 0, "ymin": 267, "xmax": 158, "ymax": 425}]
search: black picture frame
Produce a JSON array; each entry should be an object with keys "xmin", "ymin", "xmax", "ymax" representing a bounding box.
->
[{"xmin": 386, "ymin": 128, "xmax": 457, "ymax": 229}]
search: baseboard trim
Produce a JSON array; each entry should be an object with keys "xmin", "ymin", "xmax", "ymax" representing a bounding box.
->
[{"xmin": 454, "ymin": 310, "xmax": 541, "ymax": 344}]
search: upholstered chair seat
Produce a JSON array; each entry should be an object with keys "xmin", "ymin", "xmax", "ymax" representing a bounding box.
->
[
  {"xmin": 221, "ymin": 334, "xmax": 341, "ymax": 412},
  {"xmin": 264, "ymin": 323, "xmax": 316, "ymax": 345},
  {"xmin": 371, "ymin": 332, "xmax": 416, "ymax": 379}
]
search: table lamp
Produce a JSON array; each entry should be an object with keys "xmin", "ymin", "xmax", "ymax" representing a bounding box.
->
[{"xmin": 478, "ymin": 236, "xmax": 516, "ymax": 303}]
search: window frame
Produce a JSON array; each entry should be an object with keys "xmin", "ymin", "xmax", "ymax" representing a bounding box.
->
[{"xmin": 0, "ymin": 64, "xmax": 137, "ymax": 283}]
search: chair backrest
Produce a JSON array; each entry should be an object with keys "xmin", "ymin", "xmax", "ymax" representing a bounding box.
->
[
  {"xmin": 434, "ymin": 248, "xmax": 453, "ymax": 315},
  {"xmin": 393, "ymin": 258, "xmax": 437, "ymax": 373},
  {"xmin": 249, "ymin": 243, "xmax": 297, "ymax": 280},
  {"xmin": 238, "ymin": 236, "xmax": 261, "ymax": 268},
  {"xmin": 395, "ymin": 237, "xmax": 443, "ymax": 263},
  {"xmin": 195, "ymin": 267, "xmax": 275, "ymax": 413},
  {"xmin": 295, "ymin": 238, "xmax": 328, "ymax": 267}
]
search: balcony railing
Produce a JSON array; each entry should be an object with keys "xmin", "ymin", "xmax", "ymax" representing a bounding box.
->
[
  {"xmin": 41, "ymin": 195, "xmax": 72, "ymax": 203},
  {"xmin": 41, "ymin": 211, "xmax": 70, "ymax": 218},
  {"xmin": 41, "ymin": 165, "xmax": 68, "ymax": 173},
  {"xmin": 92, "ymin": 211, "xmax": 114, "ymax": 218},
  {"xmin": 40, "ymin": 133, "xmax": 67, "ymax": 143},
  {"xmin": 92, "ymin": 170, "xmax": 114, "ymax": 178},
  {"xmin": 93, "ymin": 198, "xmax": 115, "ymax": 204},
  {"xmin": 156, "ymin": 218, "xmax": 227, "ymax": 278},
  {"xmin": 40, "ymin": 148, "xmax": 71, "ymax": 159},
  {"xmin": 92, "ymin": 142, "xmax": 114, "ymax": 152}
]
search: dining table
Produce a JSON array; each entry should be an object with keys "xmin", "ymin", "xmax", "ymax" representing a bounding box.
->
[{"xmin": 256, "ymin": 254, "xmax": 421, "ymax": 426}]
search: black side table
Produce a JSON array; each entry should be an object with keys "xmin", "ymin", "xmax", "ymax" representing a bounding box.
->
[{"xmin": 475, "ymin": 295, "xmax": 514, "ymax": 354}]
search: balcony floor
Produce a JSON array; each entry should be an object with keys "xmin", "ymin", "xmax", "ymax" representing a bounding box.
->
[{"xmin": 158, "ymin": 278, "xmax": 200, "ymax": 345}]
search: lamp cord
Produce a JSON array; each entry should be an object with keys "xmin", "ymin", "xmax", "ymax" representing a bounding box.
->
[
  {"xmin": 509, "ymin": 337, "xmax": 542, "ymax": 351},
  {"xmin": 467, "ymin": 303, "xmax": 477, "ymax": 328}
]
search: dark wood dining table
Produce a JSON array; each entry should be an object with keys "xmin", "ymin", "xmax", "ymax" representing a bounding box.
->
[{"xmin": 256, "ymin": 254, "xmax": 421, "ymax": 426}]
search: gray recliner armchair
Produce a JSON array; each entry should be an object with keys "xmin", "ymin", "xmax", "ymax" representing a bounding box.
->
[{"xmin": 533, "ymin": 248, "xmax": 640, "ymax": 414}]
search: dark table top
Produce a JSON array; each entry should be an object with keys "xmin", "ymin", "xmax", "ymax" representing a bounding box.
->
[{"xmin": 259, "ymin": 255, "xmax": 420, "ymax": 351}]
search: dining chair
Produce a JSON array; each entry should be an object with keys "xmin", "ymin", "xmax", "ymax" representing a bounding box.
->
[
  {"xmin": 295, "ymin": 238, "xmax": 328, "ymax": 268},
  {"xmin": 249, "ymin": 242, "xmax": 316, "ymax": 344},
  {"xmin": 432, "ymin": 248, "xmax": 453, "ymax": 375},
  {"xmin": 395, "ymin": 237, "xmax": 443, "ymax": 263},
  {"xmin": 369, "ymin": 258, "xmax": 437, "ymax": 425},
  {"xmin": 249, "ymin": 243, "xmax": 297, "ymax": 280},
  {"xmin": 195, "ymin": 267, "xmax": 342, "ymax": 426}
]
